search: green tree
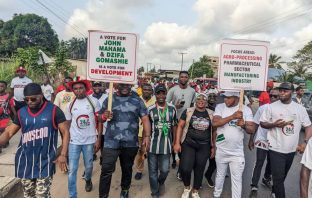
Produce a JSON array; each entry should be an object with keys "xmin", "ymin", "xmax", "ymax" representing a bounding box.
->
[
  {"xmin": 188, "ymin": 55, "xmax": 214, "ymax": 78},
  {"xmin": 66, "ymin": 37, "xmax": 87, "ymax": 59},
  {"xmin": 0, "ymin": 14, "xmax": 58, "ymax": 57},
  {"xmin": 49, "ymin": 41, "xmax": 74, "ymax": 78},
  {"xmin": 278, "ymin": 72, "xmax": 295, "ymax": 83},
  {"xmin": 269, "ymin": 54, "xmax": 282, "ymax": 69}
]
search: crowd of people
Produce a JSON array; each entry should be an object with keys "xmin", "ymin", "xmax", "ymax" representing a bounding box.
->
[{"xmin": 0, "ymin": 66, "xmax": 311, "ymax": 198}]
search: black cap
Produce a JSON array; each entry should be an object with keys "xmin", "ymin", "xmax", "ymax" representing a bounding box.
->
[
  {"xmin": 24, "ymin": 83, "xmax": 43, "ymax": 96},
  {"xmin": 92, "ymin": 81, "xmax": 101, "ymax": 86},
  {"xmin": 278, "ymin": 82, "xmax": 294, "ymax": 91},
  {"xmin": 155, "ymin": 84, "xmax": 167, "ymax": 93}
]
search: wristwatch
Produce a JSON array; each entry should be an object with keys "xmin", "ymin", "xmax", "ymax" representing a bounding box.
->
[{"xmin": 304, "ymin": 139, "xmax": 310, "ymax": 144}]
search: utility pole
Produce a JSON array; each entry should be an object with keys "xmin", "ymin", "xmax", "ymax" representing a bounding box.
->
[
  {"xmin": 147, "ymin": 62, "xmax": 152, "ymax": 73},
  {"xmin": 178, "ymin": 52, "xmax": 187, "ymax": 71},
  {"xmin": 191, "ymin": 59, "xmax": 195, "ymax": 79}
]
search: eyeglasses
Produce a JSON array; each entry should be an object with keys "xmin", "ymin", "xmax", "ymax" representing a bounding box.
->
[
  {"xmin": 269, "ymin": 94, "xmax": 279, "ymax": 98},
  {"xmin": 24, "ymin": 96, "xmax": 39, "ymax": 102}
]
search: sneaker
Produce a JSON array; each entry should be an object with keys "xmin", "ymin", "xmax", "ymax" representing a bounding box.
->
[
  {"xmin": 250, "ymin": 186, "xmax": 258, "ymax": 198},
  {"xmin": 93, "ymin": 153, "xmax": 97, "ymax": 161},
  {"xmin": 191, "ymin": 191, "xmax": 200, "ymax": 198},
  {"xmin": 206, "ymin": 177, "xmax": 214, "ymax": 188},
  {"xmin": 159, "ymin": 183, "xmax": 165, "ymax": 196},
  {"xmin": 120, "ymin": 190, "xmax": 129, "ymax": 198},
  {"xmin": 181, "ymin": 188, "xmax": 191, "ymax": 198},
  {"xmin": 271, "ymin": 193, "xmax": 276, "ymax": 198},
  {"xmin": 134, "ymin": 172, "xmax": 142, "ymax": 180},
  {"xmin": 85, "ymin": 179, "xmax": 93, "ymax": 192},
  {"xmin": 262, "ymin": 177, "xmax": 272, "ymax": 189},
  {"xmin": 82, "ymin": 171, "xmax": 86, "ymax": 179},
  {"xmin": 172, "ymin": 162, "xmax": 177, "ymax": 169},
  {"xmin": 177, "ymin": 172, "xmax": 182, "ymax": 181}
]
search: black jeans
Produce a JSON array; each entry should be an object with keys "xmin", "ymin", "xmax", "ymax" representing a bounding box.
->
[
  {"xmin": 251, "ymin": 148, "xmax": 271, "ymax": 187},
  {"xmin": 205, "ymin": 157, "xmax": 216, "ymax": 180},
  {"xmin": 99, "ymin": 147, "xmax": 138, "ymax": 198},
  {"xmin": 180, "ymin": 141, "xmax": 210, "ymax": 190},
  {"xmin": 269, "ymin": 150, "xmax": 295, "ymax": 198}
]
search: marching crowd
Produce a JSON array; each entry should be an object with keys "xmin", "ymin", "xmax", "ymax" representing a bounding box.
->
[{"xmin": 0, "ymin": 67, "xmax": 312, "ymax": 198}]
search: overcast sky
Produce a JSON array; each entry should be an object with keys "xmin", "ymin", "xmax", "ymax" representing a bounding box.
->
[{"xmin": 1, "ymin": 0, "xmax": 312, "ymax": 71}]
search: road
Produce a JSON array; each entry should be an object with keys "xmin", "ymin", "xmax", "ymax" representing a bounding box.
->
[{"xmin": 49, "ymin": 131, "xmax": 304, "ymax": 198}]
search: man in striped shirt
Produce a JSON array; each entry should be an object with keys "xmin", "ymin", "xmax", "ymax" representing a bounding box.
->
[{"xmin": 148, "ymin": 84, "xmax": 177, "ymax": 198}]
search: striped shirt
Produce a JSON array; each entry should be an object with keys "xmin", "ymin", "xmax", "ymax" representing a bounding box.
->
[{"xmin": 148, "ymin": 103, "xmax": 177, "ymax": 154}]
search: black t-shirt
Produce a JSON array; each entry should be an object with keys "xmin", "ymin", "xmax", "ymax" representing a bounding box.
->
[
  {"xmin": 180, "ymin": 109, "xmax": 212, "ymax": 143},
  {"xmin": 13, "ymin": 104, "xmax": 66, "ymax": 126}
]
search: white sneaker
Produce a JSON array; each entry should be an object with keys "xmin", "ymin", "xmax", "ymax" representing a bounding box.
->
[
  {"xmin": 191, "ymin": 191, "xmax": 200, "ymax": 198},
  {"xmin": 181, "ymin": 188, "xmax": 191, "ymax": 198}
]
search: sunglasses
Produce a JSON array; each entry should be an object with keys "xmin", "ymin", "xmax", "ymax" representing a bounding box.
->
[
  {"xmin": 269, "ymin": 94, "xmax": 279, "ymax": 98},
  {"xmin": 24, "ymin": 96, "xmax": 39, "ymax": 102}
]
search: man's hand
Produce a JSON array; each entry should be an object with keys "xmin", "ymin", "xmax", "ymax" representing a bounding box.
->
[
  {"xmin": 94, "ymin": 140, "xmax": 101, "ymax": 153},
  {"xmin": 101, "ymin": 110, "xmax": 113, "ymax": 122},
  {"xmin": 297, "ymin": 143, "xmax": 306, "ymax": 154},
  {"xmin": 175, "ymin": 101, "xmax": 183, "ymax": 109},
  {"xmin": 173, "ymin": 143, "xmax": 181, "ymax": 153},
  {"xmin": 248, "ymin": 139, "xmax": 255, "ymax": 150},
  {"xmin": 142, "ymin": 136, "xmax": 151, "ymax": 152},
  {"xmin": 236, "ymin": 119, "xmax": 245, "ymax": 127},
  {"xmin": 231, "ymin": 111, "xmax": 243, "ymax": 120},
  {"xmin": 273, "ymin": 119, "xmax": 288, "ymax": 128},
  {"xmin": 53, "ymin": 155, "xmax": 68, "ymax": 172}
]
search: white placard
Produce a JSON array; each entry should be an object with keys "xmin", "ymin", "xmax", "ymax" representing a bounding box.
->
[
  {"xmin": 218, "ymin": 39, "xmax": 270, "ymax": 91},
  {"xmin": 87, "ymin": 30, "xmax": 138, "ymax": 84}
]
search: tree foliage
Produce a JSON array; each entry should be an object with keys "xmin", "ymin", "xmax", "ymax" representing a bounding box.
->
[
  {"xmin": 188, "ymin": 55, "xmax": 214, "ymax": 78},
  {"xmin": 269, "ymin": 54, "xmax": 282, "ymax": 69},
  {"xmin": 0, "ymin": 13, "xmax": 58, "ymax": 57},
  {"xmin": 66, "ymin": 37, "xmax": 87, "ymax": 59}
]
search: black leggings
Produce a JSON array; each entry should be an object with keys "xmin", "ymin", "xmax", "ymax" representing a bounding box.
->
[{"xmin": 180, "ymin": 141, "xmax": 210, "ymax": 190}]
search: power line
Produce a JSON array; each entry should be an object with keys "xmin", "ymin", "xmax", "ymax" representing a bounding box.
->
[
  {"xmin": 33, "ymin": 0, "xmax": 87, "ymax": 38},
  {"xmin": 178, "ymin": 52, "xmax": 187, "ymax": 71}
]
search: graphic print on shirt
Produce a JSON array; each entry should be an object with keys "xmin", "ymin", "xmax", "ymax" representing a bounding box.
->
[
  {"xmin": 228, "ymin": 119, "xmax": 238, "ymax": 127},
  {"xmin": 191, "ymin": 115, "xmax": 210, "ymax": 131},
  {"xmin": 62, "ymin": 95, "xmax": 73, "ymax": 104},
  {"xmin": 76, "ymin": 115, "xmax": 90, "ymax": 129},
  {"xmin": 282, "ymin": 123, "xmax": 294, "ymax": 136}
]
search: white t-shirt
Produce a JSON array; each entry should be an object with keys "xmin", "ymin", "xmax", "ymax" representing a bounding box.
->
[
  {"xmin": 214, "ymin": 103, "xmax": 254, "ymax": 158},
  {"xmin": 253, "ymin": 104, "xmax": 269, "ymax": 150},
  {"xmin": 41, "ymin": 84, "xmax": 54, "ymax": 101},
  {"xmin": 65, "ymin": 96, "xmax": 101, "ymax": 145},
  {"xmin": 301, "ymin": 138, "xmax": 312, "ymax": 198},
  {"xmin": 10, "ymin": 76, "xmax": 32, "ymax": 101},
  {"xmin": 260, "ymin": 100, "xmax": 311, "ymax": 153}
]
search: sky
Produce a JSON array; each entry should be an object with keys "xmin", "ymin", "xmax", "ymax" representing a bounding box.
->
[{"xmin": 1, "ymin": 0, "xmax": 312, "ymax": 71}]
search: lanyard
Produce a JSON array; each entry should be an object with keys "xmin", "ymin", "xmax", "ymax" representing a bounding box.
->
[{"xmin": 157, "ymin": 104, "xmax": 169, "ymax": 137}]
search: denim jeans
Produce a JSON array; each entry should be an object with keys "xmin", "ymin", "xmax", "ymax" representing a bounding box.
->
[
  {"xmin": 148, "ymin": 153, "xmax": 170, "ymax": 197},
  {"xmin": 68, "ymin": 143, "xmax": 94, "ymax": 198}
]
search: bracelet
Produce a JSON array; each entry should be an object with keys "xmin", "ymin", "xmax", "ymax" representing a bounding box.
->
[{"xmin": 304, "ymin": 139, "xmax": 309, "ymax": 144}]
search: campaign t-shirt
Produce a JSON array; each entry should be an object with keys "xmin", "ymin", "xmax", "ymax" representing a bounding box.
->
[
  {"xmin": 214, "ymin": 103, "xmax": 253, "ymax": 157},
  {"xmin": 41, "ymin": 84, "xmax": 54, "ymax": 101},
  {"xmin": 260, "ymin": 100, "xmax": 311, "ymax": 153},
  {"xmin": 166, "ymin": 85, "xmax": 196, "ymax": 119},
  {"xmin": 54, "ymin": 90, "xmax": 75, "ymax": 113},
  {"xmin": 180, "ymin": 109, "xmax": 212, "ymax": 143},
  {"xmin": 253, "ymin": 104, "xmax": 269, "ymax": 150},
  {"xmin": 10, "ymin": 76, "xmax": 32, "ymax": 101},
  {"xmin": 65, "ymin": 96, "xmax": 101, "ymax": 145}
]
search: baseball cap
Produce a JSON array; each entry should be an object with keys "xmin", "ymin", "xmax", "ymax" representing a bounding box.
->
[
  {"xmin": 92, "ymin": 81, "xmax": 102, "ymax": 86},
  {"xmin": 277, "ymin": 82, "xmax": 294, "ymax": 91},
  {"xmin": 155, "ymin": 84, "xmax": 167, "ymax": 93},
  {"xmin": 221, "ymin": 91, "xmax": 240, "ymax": 97},
  {"xmin": 196, "ymin": 93, "xmax": 207, "ymax": 100}
]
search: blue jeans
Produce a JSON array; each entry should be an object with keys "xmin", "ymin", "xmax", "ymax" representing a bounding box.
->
[
  {"xmin": 68, "ymin": 143, "xmax": 94, "ymax": 198},
  {"xmin": 148, "ymin": 153, "xmax": 170, "ymax": 197}
]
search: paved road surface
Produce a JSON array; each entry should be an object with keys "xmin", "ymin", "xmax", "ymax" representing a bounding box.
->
[{"xmin": 49, "ymin": 132, "xmax": 304, "ymax": 198}]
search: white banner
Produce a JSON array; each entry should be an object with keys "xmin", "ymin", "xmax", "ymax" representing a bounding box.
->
[
  {"xmin": 218, "ymin": 39, "xmax": 270, "ymax": 91},
  {"xmin": 87, "ymin": 30, "xmax": 138, "ymax": 84}
]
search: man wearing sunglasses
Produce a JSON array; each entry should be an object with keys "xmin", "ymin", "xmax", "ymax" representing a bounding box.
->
[
  {"xmin": 0, "ymin": 83, "xmax": 69, "ymax": 198},
  {"xmin": 249, "ymin": 88, "xmax": 279, "ymax": 196},
  {"xmin": 260, "ymin": 82, "xmax": 312, "ymax": 198}
]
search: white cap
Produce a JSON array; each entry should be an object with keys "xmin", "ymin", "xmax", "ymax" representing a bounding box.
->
[{"xmin": 221, "ymin": 91, "xmax": 240, "ymax": 97}]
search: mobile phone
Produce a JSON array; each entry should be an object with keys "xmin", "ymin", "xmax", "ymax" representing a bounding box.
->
[{"xmin": 180, "ymin": 101, "xmax": 185, "ymax": 105}]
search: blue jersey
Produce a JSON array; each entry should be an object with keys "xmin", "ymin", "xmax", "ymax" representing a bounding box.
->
[{"xmin": 15, "ymin": 102, "xmax": 58, "ymax": 179}]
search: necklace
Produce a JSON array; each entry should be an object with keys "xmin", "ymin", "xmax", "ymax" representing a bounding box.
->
[{"xmin": 157, "ymin": 103, "xmax": 169, "ymax": 136}]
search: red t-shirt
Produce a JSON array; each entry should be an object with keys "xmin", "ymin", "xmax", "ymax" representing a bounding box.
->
[
  {"xmin": 259, "ymin": 91, "xmax": 270, "ymax": 106},
  {"xmin": 0, "ymin": 93, "xmax": 11, "ymax": 128}
]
